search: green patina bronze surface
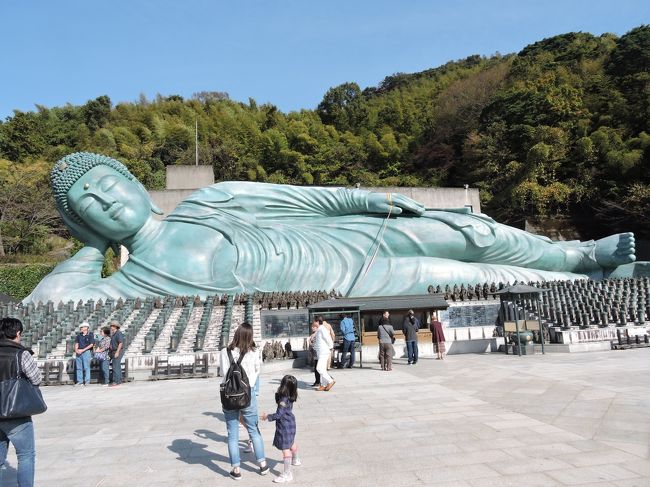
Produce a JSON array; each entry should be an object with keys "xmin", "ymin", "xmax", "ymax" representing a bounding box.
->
[{"xmin": 24, "ymin": 152, "xmax": 640, "ymax": 303}]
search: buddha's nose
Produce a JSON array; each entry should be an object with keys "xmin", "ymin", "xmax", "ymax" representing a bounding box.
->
[{"xmin": 93, "ymin": 191, "xmax": 115, "ymax": 210}]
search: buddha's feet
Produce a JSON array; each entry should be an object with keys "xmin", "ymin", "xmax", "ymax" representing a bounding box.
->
[{"xmin": 594, "ymin": 232, "xmax": 635, "ymax": 269}]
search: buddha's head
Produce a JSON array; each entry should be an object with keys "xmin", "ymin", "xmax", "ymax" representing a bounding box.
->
[{"xmin": 52, "ymin": 152, "xmax": 162, "ymax": 241}]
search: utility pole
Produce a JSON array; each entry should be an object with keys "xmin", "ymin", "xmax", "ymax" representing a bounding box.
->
[{"xmin": 195, "ymin": 119, "xmax": 199, "ymax": 166}]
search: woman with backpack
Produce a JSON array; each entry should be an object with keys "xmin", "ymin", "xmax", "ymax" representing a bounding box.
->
[{"xmin": 219, "ymin": 323, "xmax": 269, "ymax": 481}]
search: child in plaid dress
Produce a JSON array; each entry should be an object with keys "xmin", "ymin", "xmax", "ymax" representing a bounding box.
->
[{"xmin": 261, "ymin": 375, "xmax": 300, "ymax": 483}]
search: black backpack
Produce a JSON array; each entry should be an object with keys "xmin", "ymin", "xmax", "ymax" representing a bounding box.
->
[{"xmin": 220, "ymin": 348, "xmax": 251, "ymax": 410}]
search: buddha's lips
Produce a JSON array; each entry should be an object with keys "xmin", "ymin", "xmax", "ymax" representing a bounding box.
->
[{"xmin": 109, "ymin": 203, "xmax": 124, "ymax": 220}]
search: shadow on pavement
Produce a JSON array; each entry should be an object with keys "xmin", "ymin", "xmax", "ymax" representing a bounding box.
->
[
  {"xmin": 167, "ymin": 438, "xmax": 230, "ymax": 478},
  {"xmin": 201, "ymin": 411, "xmax": 225, "ymax": 420}
]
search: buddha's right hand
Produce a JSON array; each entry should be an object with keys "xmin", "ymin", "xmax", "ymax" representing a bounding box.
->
[
  {"xmin": 61, "ymin": 211, "xmax": 110, "ymax": 254},
  {"xmin": 366, "ymin": 192, "xmax": 425, "ymax": 215}
]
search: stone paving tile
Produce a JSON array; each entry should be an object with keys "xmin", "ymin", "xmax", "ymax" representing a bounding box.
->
[
  {"xmin": 621, "ymin": 459, "xmax": 650, "ymax": 476},
  {"xmin": 489, "ymin": 457, "xmax": 574, "ymax": 476},
  {"xmin": 560, "ymin": 448, "xmax": 640, "ymax": 467},
  {"xmin": 545, "ymin": 464, "xmax": 641, "ymax": 485},
  {"xmin": 435, "ymin": 449, "xmax": 511, "ymax": 466},
  {"xmin": 613, "ymin": 479, "xmax": 650, "ymax": 487},
  {"xmin": 467, "ymin": 472, "xmax": 562, "ymax": 487},
  {"xmin": 503, "ymin": 442, "xmax": 582, "ymax": 458},
  {"xmin": 1, "ymin": 349, "xmax": 647, "ymax": 486},
  {"xmin": 415, "ymin": 463, "xmax": 501, "ymax": 483}
]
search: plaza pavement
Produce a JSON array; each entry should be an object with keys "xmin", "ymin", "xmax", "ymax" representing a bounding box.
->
[{"xmin": 4, "ymin": 348, "xmax": 650, "ymax": 486}]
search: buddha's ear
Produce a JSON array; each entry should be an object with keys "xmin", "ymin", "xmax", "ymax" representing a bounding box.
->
[{"xmin": 134, "ymin": 179, "xmax": 164, "ymax": 215}]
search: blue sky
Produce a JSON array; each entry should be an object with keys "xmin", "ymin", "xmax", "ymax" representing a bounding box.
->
[{"xmin": 1, "ymin": 0, "xmax": 648, "ymax": 120}]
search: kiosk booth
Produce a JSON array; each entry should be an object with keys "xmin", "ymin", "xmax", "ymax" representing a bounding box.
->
[{"xmin": 308, "ymin": 294, "xmax": 449, "ymax": 367}]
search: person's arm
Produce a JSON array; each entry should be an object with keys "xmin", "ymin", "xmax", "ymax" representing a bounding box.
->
[
  {"xmin": 324, "ymin": 329, "xmax": 334, "ymax": 350},
  {"xmin": 21, "ymin": 352, "xmax": 42, "ymax": 386},
  {"xmin": 115, "ymin": 334, "xmax": 124, "ymax": 357},
  {"xmin": 253, "ymin": 348, "xmax": 261, "ymax": 378},
  {"xmin": 324, "ymin": 321, "xmax": 336, "ymax": 340},
  {"xmin": 74, "ymin": 337, "xmax": 80, "ymax": 354},
  {"xmin": 83, "ymin": 336, "xmax": 95, "ymax": 353},
  {"xmin": 343, "ymin": 320, "xmax": 352, "ymax": 336},
  {"xmin": 219, "ymin": 349, "xmax": 228, "ymax": 381},
  {"xmin": 266, "ymin": 399, "xmax": 291, "ymax": 422}
]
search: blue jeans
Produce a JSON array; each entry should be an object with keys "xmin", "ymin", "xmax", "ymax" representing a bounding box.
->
[
  {"xmin": 0, "ymin": 418, "xmax": 35, "ymax": 487},
  {"xmin": 406, "ymin": 340, "xmax": 418, "ymax": 364},
  {"xmin": 341, "ymin": 339, "xmax": 355, "ymax": 367},
  {"xmin": 75, "ymin": 350, "xmax": 91, "ymax": 384},
  {"xmin": 111, "ymin": 355, "xmax": 123, "ymax": 384},
  {"xmin": 100, "ymin": 359, "xmax": 110, "ymax": 384},
  {"xmin": 223, "ymin": 394, "xmax": 265, "ymax": 468}
]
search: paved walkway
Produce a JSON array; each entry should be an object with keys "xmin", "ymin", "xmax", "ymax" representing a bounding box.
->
[{"xmin": 4, "ymin": 349, "xmax": 650, "ymax": 486}]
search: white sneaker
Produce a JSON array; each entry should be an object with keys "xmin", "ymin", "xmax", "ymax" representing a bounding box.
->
[
  {"xmin": 273, "ymin": 472, "xmax": 293, "ymax": 483},
  {"xmin": 243, "ymin": 440, "xmax": 253, "ymax": 453},
  {"xmin": 291, "ymin": 458, "xmax": 301, "ymax": 466}
]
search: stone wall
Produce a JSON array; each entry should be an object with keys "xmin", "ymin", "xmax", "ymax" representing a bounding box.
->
[
  {"xmin": 149, "ymin": 165, "xmax": 482, "ymax": 217},
  {"xmin": 165, "ymin": 165, "xmax": 214, "ymax": 190}
]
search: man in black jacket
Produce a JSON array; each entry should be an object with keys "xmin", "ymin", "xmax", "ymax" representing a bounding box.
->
[
  {"xmin": 403, "ymin": 310, "xmax": 421, "ymax": 365},
  {"xmin": 0, "ymin": 317, "xmax": 42, "ymax": 487}
]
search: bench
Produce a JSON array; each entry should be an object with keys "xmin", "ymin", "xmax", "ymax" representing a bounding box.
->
[
  {"xmin": 150, "ymin": 354, "xmax": 213, "ymax": 380},
  {"xmin": 39, "ymin": 358, "xmax": 132, "ymax": 385},
  {"xmin": 611, "ymin": 329, "xmax": 650, "ymax": 350},
  {"xmin": 39, "ymin": 361, "xmax": 65, "ymax": 385}
]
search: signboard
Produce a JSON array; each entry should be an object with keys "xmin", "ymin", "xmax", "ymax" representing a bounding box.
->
[
  {"xmin": 260, "ymin": 309, "xmax": 310, "ymax": 338},
  {"xmin": 440, "ymin": 303, "xmax": 500, "ymax": 328}
]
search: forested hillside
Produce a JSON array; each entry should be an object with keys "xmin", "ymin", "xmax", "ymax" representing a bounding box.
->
[{"xmin": 0, "ymin": 25, "xmax": 648, "ymax": 260}]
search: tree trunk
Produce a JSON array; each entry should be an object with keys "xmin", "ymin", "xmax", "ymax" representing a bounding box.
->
[{"xmin": 0, "ymin": 212, "xmax": 5, "ymax": 257}]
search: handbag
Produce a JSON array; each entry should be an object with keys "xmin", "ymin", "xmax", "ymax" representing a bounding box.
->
[
  {"xmin": 93, "ymin": 350, "xmax": 107, "ymax": 361},
  {"xmin": 0, "ymin": 351, "xmax": 48, "ymax": 419},
  {"xmin": 94, "ymin": 340, "xmax": 108, "ymax": 361}
]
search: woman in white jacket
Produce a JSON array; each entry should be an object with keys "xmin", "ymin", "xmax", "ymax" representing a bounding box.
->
[
  {"xmin": 219, "ymin": 323, "xmax": 269, "ymax": 480},
  {"xmin": 313, "ymin": 317, "xmax": 335, "ymax": 391}
]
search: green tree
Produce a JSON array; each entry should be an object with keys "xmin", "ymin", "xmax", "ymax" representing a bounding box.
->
[{"xmin": 316, "ymin": 82, "xmax": 364, "ymax": 132}]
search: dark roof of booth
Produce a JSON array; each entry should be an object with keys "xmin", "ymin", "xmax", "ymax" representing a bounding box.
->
[{"xmin": 308, "ymin": 294, "xmax": 448, "ymax": 312}]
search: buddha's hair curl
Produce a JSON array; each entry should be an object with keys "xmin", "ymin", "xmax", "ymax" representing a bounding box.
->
[{"xmin": 51, "ymin": 152, "xmax": 136, "ymax": 224}]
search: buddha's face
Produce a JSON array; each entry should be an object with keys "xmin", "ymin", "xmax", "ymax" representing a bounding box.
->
[{"xmin": 67, "ymin": 165, "xmax": 151, "ymax": 241}]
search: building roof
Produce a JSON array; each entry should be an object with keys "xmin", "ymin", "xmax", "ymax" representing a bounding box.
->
[{"xmin": 308, "ymin": 294, "xmax": 448, "ymax": 312}]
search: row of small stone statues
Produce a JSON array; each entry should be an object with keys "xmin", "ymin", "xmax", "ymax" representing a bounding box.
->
[
  {"xmin": 15, "ymin": 289, "xmax": 343, "ymax": 314},
  {"xmin": 428, "ymin": 281, "xmax": 511, "ymax": 302}
]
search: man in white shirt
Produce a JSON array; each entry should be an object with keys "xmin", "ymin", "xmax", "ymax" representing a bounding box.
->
[{"xmin": 312, "ymin": 316, "xmax": 335, "ymax": 391}]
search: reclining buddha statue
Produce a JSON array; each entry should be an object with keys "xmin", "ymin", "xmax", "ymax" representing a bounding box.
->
[{"xmin": 24, "ymin": 152, "xmax": 637, "ymax": 303}]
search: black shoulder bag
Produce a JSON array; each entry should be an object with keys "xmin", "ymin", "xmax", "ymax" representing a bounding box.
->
[{"xmin": 0, "ymin": 351, "xmax": 48, "ymax": 419}]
